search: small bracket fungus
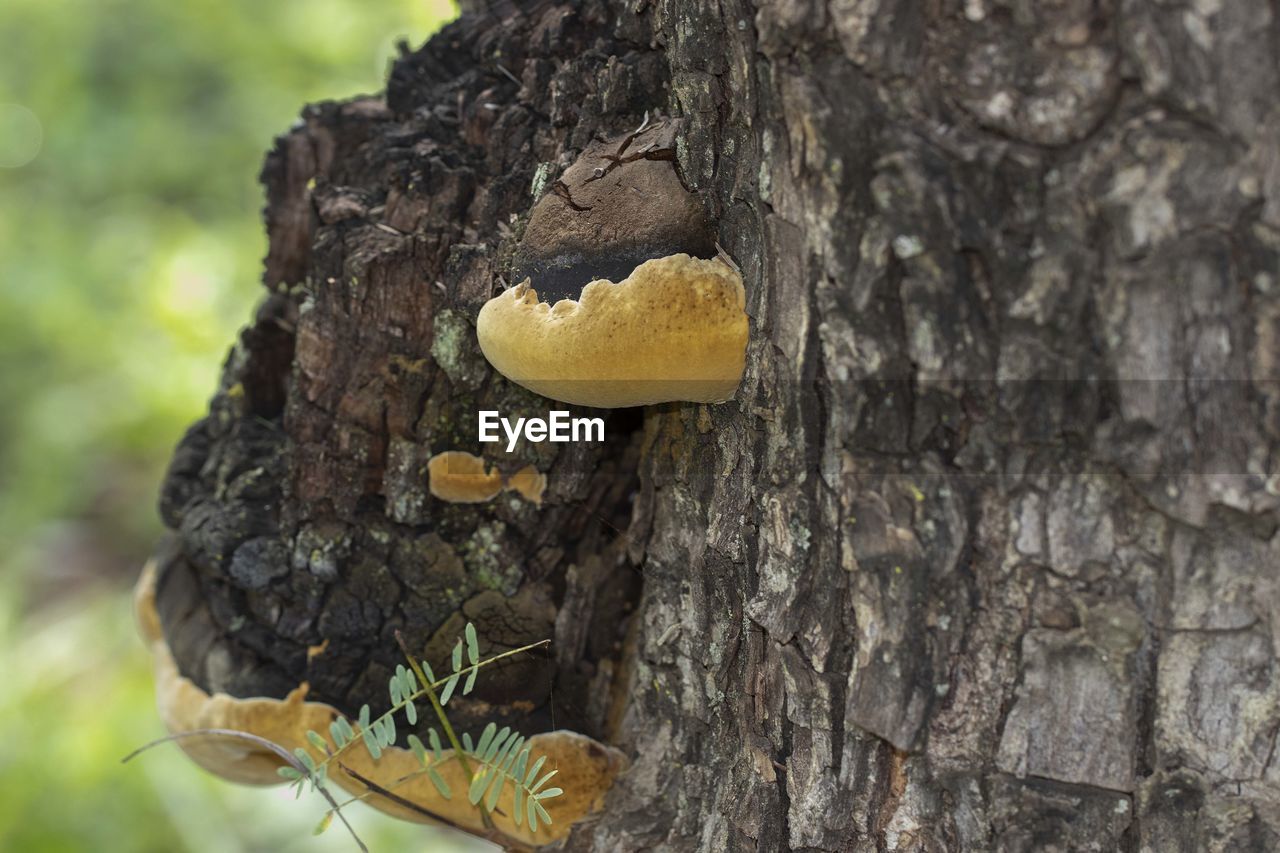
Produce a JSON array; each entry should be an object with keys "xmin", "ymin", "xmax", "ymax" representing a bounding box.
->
[
  {"xmin": 428, "ymin": 450, "xmax": 547, "ymax": 504},
  {"xmin": 428, "ymin": 450, "xmax": 505, "ymax": 503},
  {"xmin": 477, "ymin": 119, "xmax": 748, "ymax": 408}
]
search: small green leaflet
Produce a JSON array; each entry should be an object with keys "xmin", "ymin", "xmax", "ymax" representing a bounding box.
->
[
  {"xmin": 467, "ymin": 766, "xmax": 490, "ymax": 805},
  {"xmin": 427, "ymin": 766, "xmax": 451, "ymax": 799},
  {"xmin": 440, "ymin": 672, "xmax": 460, "ymax": 706},
  {"xmin": 361, "ymin": 725, "xmax": 381, "ymax": 760},
  {"xmin": 527, "ymin": 795, "xmax": 552, "ymax": 833},
  {"xmin": 474, "ymin": 723, "xmax": 498, "ymax": 757},
  {"xmin": 306, "ymin": 729, "xmax": 328, "ymax": 754},
  {"xmin": 530, "ymin": 768, "xmax": 558, "ymax": 794},
  {"xmin": 293, "ymin": 747, "xmax": 316, "ymax": 771},
  {"xmin": 499, "ymin": 737, "xmax": 526, "ymax": 777},
  {"xmin": 376, "ymin": 715, "xmax": 396, "ymax": 747},
  {"xmin": 408, "ymin": 734, "xmax": 427, "ymax": 766},
  {"xmin": 483, "ymin": 727, "xmax": 510, "ymax": 764},
  {"xmin": 484, "ymin": 765, "xmax": 505, "ymax": 812},
  {"xmin": 329, "ymin": 718, "xmax": 350, "ymax": 748},
  {"xmin": 524, "ymin": 754, "xmax": 547, "ymax": 788},
  {"xmin": 513, "ymin": 747, "xmax": 530, "ymax": 827},
  {"xmin": 428, "ymin": 728, "xmax": 443, "ymax": 759},
  {"xmin": 465, "ymin": 622, "xmax": 479, "ymax": 665},
  {"xmin": 463, "ymin": 622, "xmax": 480, "ymax": 695}
]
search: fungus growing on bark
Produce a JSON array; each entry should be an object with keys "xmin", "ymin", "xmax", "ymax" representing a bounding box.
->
[
  {"xmin": 506, "ymin": 464, "xmax": 547, "ymax": 504},
  {"xmin": 476, "ymin": 118, "xmax": 749, "ymax": 408},
  {"xmin": 478, "ymin": 254, "xmax": 747, "ymax": 408},
  {"xmin": 428, "ymin": 451, "xmax": 547, "ymax": 504},
  {"xmin": 134, "ymin": 560, "xmax": 338, "ymax": 785},
  {"xmin": 428, "ymin": 450, "xmax": 504, "ymax": 503},
  {"xmin": 134, "ymin": 560, "xmax": 626, "ymax": 845}
]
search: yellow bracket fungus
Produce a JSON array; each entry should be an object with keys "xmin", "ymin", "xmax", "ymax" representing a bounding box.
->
[
  {"xmin": 427, "ymin": 450, "xmax": 547, "ymax": 504},
  {"xmin": 478, "ymin": 254, "xmax": 747, "ymax": 408},
  {"xmin": 134, "ymin": 561, "xmax": 624, "ymax": 845},
  {"xmin": 476, "ymin": 118, "xmax": 749, "ymax": 408}
]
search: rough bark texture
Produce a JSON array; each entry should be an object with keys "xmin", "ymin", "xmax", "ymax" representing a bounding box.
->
[{"xmin": 150, "ymin": 0, "xmax": 1280, "ymax": 849}]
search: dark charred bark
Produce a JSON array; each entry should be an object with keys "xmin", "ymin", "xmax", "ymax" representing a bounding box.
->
[{"xmin": 149, "ymin": 0, "xmax": 1280, "ymax": 849}]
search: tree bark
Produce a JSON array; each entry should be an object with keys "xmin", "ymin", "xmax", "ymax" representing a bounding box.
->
[{"xmin": 149, "ymin": 0, "xmax": 1280, "ymax": 849}]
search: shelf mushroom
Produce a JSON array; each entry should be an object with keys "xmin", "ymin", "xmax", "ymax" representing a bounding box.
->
[
  {"xmin": 133, "ymin": 559, "xmax": 625, "ymax": 846},
  {"xmin": 477, "ymin": 119, "xmax": 748, "ymax": 409},
  {"xmin": 427, "ymin": 450, "xmax": 547, "ymax": 504}
]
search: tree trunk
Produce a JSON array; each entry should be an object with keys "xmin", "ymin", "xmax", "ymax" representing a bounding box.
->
[{"xmin": 149, "ymin": 0, "xmax": 1280, "ymax": 849}]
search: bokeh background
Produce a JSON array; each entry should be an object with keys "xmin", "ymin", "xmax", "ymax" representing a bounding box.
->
[{"xmin": 0, "ymin": 2, "xmax": 497, "ymax": 850}]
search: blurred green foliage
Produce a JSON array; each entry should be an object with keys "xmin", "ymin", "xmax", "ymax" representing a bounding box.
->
[{"xmin": 0, "ymin": 1, "xmax": 496, "ymax": 850}]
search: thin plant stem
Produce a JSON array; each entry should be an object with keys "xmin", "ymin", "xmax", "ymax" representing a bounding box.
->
[
  {"xmin": 336, "ymin": 762, "xmax": 467, "ymax": 829},
  {"xmin": 395, "ymin": 630, "xmax": 495, "ymax": 831},
  {"xmin": 122, "ymin": 728, "xmax": 367, "ymax": 852}
]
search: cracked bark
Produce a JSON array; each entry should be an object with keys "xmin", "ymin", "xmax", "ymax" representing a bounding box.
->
[{"xmin": 147, "ymin": 0, "xmax": 1280, "ymax": 849}]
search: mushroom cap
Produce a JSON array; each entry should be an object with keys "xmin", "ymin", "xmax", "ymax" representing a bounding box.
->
[{"xmin": 477, "ymin": 254, "xmax": 747, "ymax": 408}]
